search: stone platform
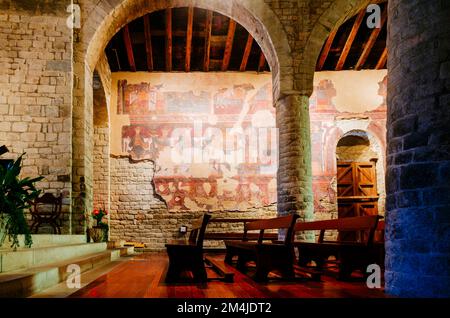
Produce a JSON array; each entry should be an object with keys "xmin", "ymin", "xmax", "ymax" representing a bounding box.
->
[{"xmin": 0, "ymin": 235, "xmax": 134, "ymax": 297}]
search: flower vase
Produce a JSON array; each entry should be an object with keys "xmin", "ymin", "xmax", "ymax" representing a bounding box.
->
[{"xmin": 89, "ymin": 226, "xmax": 103, "ymax": 243}]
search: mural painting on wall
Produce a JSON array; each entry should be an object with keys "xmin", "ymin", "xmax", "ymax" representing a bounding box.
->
[
  {"xmin": 116, "ymin": 78, "xmax": 277, "ymax": 212},
  {"xmin": 309, "ymin": 72, "xmax": 387, "ymax": 217}
]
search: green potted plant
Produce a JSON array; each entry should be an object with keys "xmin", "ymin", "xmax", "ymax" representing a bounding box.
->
[{"xmin": 0, "ymin": 154, "xmax": 43, "ymax": 249}]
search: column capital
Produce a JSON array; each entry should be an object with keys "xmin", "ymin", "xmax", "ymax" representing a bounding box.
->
[{"xmin": 277, "ymin": 89, "xmax": 312, "ymax": 101}]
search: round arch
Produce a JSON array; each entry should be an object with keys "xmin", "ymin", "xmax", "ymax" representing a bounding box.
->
[
  {"xmin": 299, "ymin": 0, "xmax": 372, "ymax": 94},
  {"xmin": 81, "ymin": 0, "xmax": 293, "ymax": 98},
  {"xmin": 71, "ymin": 0, "xmax": 294, "ymax": 232}
]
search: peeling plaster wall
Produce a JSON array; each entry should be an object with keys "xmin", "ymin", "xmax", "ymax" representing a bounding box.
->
[
  {"xmin": 109, "ymin": 156, "xmax": 276, "ymax": 249},
  {"xmin": 309, "ymin": 70, "xmax": 387, "ymax": 220},
  {"xmin": 110, "ymin": 72, "xmax": 277, "ymax": 212},
  {"xmin": 105, "ymin": 70, "xmax": 387, "ymax": 247},
  {"xmin": 108, "ymin": 72, "xmax": 277, "ymax": 248}
]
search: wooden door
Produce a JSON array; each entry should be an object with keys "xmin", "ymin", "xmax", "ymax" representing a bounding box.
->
[
  {"xmin": 337, "ymin": 162, "xmax": 378, "ymax": 200},
  {"xmin": 337, "ymin": 161, "xmax": 379, "ymax": 241}
]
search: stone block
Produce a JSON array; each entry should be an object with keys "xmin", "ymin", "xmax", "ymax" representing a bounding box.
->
[
  {"xmin": 400, "ymin": 163, "xmax": 438, "ymax": 190},
  {"xmin": 20, "ymin": 132, "xmax": 36, "ymax": 142},
  {"xmin": 11, "ymin": 122, "xmax": 27, "ymax": 132},
  {"xmin": 13, "ymin": 104, "xmax": 28, "ymax": 115},
  {"xmin": 440, "ymin": 61, "xmax": 450, "ymax": 79},
  {"xmin": 38, "ymin": 85, "xmax": 56, "ymax": 94},
  {"xmin": 392, "ymin": 115, "xmax": 417, "ymax": 137},
  {"xmin": 28, "ymin": 123, "xmax": 41, "ymax": 132},
  {"xmin": 45, "ymin": 60, "xmax": 71, "ymax": 72},
  {"xmin": 0, "ymin": 121, "xmax": 11, "ymax": 131}
]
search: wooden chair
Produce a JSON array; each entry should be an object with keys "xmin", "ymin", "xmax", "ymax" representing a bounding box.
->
[
  {"xmin": 165, "ymin": 213, "xmax": 211, "ymax": 283},
  {"xmin": 30, "ymin": 193, "xmax": 63, "ymax": 234}
]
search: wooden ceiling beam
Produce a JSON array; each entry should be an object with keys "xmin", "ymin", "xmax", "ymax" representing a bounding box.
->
[
  {"xmin": 122, "ymin": 24, "xmax": 136, "ymax": 72},
  {"xmin": 143, "ymin": 15, "xmax": 153, "ymax": 71},
  {"xmin": 185, "ymin": 6, "xmax": 194, "ymax": 72},
  {"xmin": 240, "ymin": 34, "xmax": 253, "ymax": 71},
  {"xmin": 221, "ymin": 19, "xmax": 236, "ymax": 71},
  {"xmin": 316, "ymin": 28, "xmax": 338, "ymax": 71},
  {"xmin": 257, "ymin": 51, "xmax": 266, "ymax": 73},
  {"xmin": 165, "ymin": 8, "xmax": 172, "ymax": 72},
  {"xmin": 203, "ymin": 10, "xmax": 213, "ymax": 71},
  {"xmin": 375, "ymin": 47, "xmax": 387, "ymax": 69},
  {"xmin": 335, "ymin": 9, "xmax": 366, "ymax": 71},
  {"xmin": 355, "ymin": 6, "xmax": 387, "ymax": 70},
  {"xmin": 146, "ymin": 30, "xmax": 204, "ymax": 37}
]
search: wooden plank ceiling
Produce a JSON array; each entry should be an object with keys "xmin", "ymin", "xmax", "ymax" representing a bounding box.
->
[
  {"xmin": 316, "ymin": 1, "xmax": 388, "ymax": 71},
  {"xmin": 105, "ymin": 7, "xmax": 270, "ymax": 73}
]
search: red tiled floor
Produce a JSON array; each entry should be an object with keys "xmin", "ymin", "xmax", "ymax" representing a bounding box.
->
[{"xmin": 69, "ymin": 253, "xmax": 386, "ymax": 298}]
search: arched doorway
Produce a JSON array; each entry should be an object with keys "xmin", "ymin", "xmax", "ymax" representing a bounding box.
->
[{"xmin": 336, "ymin": 130, "xmax": 385, "ymax": 226}]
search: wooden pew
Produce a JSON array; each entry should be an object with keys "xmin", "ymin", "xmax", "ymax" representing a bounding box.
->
[
  {"xmin": 203, "ymin": 218, "xmax": 279, "ymax": 282},
  {"xmin": 204, "ymin": 218, "xmax": 278, "ymax": 246},
  {"xmin": 294, "ymin": 215, "xmax": 381, "ymax": 281},
  {"xmin": 165, "ymin": 213, "xmax": 211, "ymax": 283},
  {"xmin": 224, "ymin": 214, "xmax": 299, "ymax": 282}
]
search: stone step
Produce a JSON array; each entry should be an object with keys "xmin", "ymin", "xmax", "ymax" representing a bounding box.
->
[
  {"xmin": 0, "ymin": 235, "xmax": 87, "ymax": 250},
  {"xmin": 117, "ymin": 246, "xmax": 134, "ymax": 256},
  {"xmin": 29, "ymin": 258, "xmax": 126, "ymax": 298},
  {"xmin": 0, "ymin": 247, "xmax": 131, "ymax": 298},
  {"xmin": 0, "ymin": 242, "xmax": 107, "ymax": 273}
]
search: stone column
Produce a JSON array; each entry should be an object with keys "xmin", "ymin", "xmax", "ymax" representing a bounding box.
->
[
  {"xmin": 276, "ymin": 93, "xmax": 314, "ymax": 222},
  {"xmin": 72, "ymin": 56, "xmax": 94, "ymax": 234},
  {"xmin": 386, "ymin": 0, "xmax": 450, "ymax": 297}
]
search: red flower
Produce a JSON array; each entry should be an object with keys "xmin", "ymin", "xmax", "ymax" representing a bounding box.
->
[{"xmin": 93, "ymin": 210, "xmax": 99, "ymax": 215}]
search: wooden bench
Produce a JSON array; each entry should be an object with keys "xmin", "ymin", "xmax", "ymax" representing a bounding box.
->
[
  {"xmin": 224, "ymin": 214, "xmax": 299, "ymax": 282},
  {"xmin": 293, "ymin": 215, "xmax": 382, "ymax": 281},
  {"xmin": 204, "ymin": 218, "xmax": 278, "ymax": 247},
  {"xmin": 203, "ymin": 218, "xmax": 279, "ymax": 282},
  {"xmin": 165, "ymin": 213, "xmax": 211, "ymax": 283}
]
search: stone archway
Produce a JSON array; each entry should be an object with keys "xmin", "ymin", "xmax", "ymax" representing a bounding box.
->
[
  {"xmin": 71, "ymin": 0, "xmax": 294, "ymax": 232},
  {"xmin": 273, "ymin": 0, "xmax": 376, "ymax": 224},
  {"xmin": 299, "ymin": 0, "xmax": 372, "ymax": 94},
  {"xmin": 82, "ymin": 0, "xmax": 292, "ymax": 97}
]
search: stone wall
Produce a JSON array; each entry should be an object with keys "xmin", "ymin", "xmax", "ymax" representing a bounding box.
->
[
  {"xmin": 0, "ymin": 4, "xmax": 73, "ymax": 232},
  {"xmin": 92, "ymin": 71, "xmax": 110, "ymax": 233},
  {"xmin": 93, "ymin": 127, "xmax": 109, "ymax": 209},
  {"xmin": 109, "ymin": 157, "xmax": 166, "ymax": 248},
  {"xmin": 109, "ymin": 156, "xmax": 276, "ymax": 250}
]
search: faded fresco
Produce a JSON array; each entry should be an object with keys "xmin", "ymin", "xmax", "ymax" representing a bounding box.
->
[
  {"xmin": 309, "ymin": 70, "xmax": 387, "ymax": 218},
  {"xmin": 111, "ymin": 73, "xmax": 277, "ymax": 211},
  {"xmin": 110, "ymin": 71, "xmax": 387, "ymax": 215}
]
